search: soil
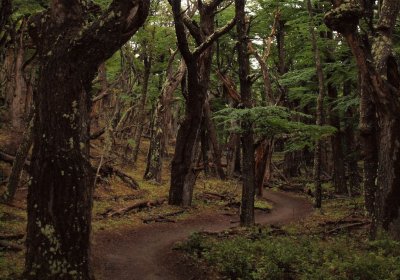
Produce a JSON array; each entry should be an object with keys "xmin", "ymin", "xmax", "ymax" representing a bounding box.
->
[{"xmin": 92, "ymin": 190, "xmax": 312, "ymax": 280}]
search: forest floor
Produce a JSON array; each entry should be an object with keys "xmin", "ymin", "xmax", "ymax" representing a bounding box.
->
[
  {"xmin": 92, "ymin": 190, "xmax": 312, "ymax": 280},
  {"xmin": 1, "ymin": 131, "xmax": 383, "ymax": 280},
  {"xmin": 0, "ymin": 133, "xmax": 279, "ymax": 279}
]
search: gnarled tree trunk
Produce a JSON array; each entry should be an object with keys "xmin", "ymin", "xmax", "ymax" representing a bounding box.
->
[
  {"xmin": 23, "ymin": 1, "xmax": 149, "ymax": 278},
  {"xmin": 169, "ymin": 0, "xmax": 235, "ymax": 206},
  {"xmin": 325, "ymin": 0, "xmax": 400, "ymax": 238}
]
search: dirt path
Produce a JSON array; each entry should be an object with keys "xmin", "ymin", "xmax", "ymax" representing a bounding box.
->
[{"xmin": 92, "ymin": 190, "xmax": 312, "ymax": 280}]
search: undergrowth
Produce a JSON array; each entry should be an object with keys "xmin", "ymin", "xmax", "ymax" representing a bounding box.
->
[
  {"xmin": 178, "ymin": 197, "xmax": 400, "ymax": 280},
  {"xmin": 180, "ymin": 233, "xmax": 400, "ymax": 280}
]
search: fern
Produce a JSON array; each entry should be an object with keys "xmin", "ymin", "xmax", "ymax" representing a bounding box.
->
[{"xmin": 214, "ymin": 106, "xmax": 336, "ymax": 151}]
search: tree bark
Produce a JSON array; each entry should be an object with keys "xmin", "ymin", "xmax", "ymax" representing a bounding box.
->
[
  {"xmin": 327, "ymin": 83, "xmax": 347, "ymax": 194},
  {"xmin": 132, "ymin": 54, "xmax": 152, "ymax": 163},
  {"xmin": 1, "ymin": 115, "xmax": 33, "ymax": 202},
  {"xmin": 204, "ymin": 98, "xmax": 226, "ymax": 179},
  {"xmin": 23, "ymin": 1, "xmax": 149, "ymax": 278},
  {"xmin": 144, "ymin": 58, "xmax": 186, "ymax": 183},
  {"xmin": 169, "ymin": 0, "xmax": 235, "ymax": 206},
  {"xmin": 307, "ymin": 0, "xmax": 325, "ymax": 209},
  {"xmin": 235, "ymin": 0, "xmax": 256, "ymax": 226},
  {"xmin": 325, "ymin": 0, "xmax": 400, "ymax": 238},
  {"xmin": 343, "ymin": 80, "xmax": 360, "ymax": 196},
  {"xmin": 355, "ymin": 73, "xmax": 378, "ymax": 216},
  {"xmin": 255, "ymin": 139, "xmax": 273, "ymax": 197},
  {"xmin": 11, "ymin": 24, "xmax": 28, "ymax": 130}
]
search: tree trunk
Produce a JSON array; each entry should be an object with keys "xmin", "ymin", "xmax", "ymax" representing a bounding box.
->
[
  {"xmin": 132, "ymin": 55, "xmax": 151, "ymax": 163},
  {"xmin": 169, "ymin": 69, "xmax": 204, "ymax": 206},
  {"xmin": 204, "ymin": 98, "xmax": 225, "ymax": 179},
  {"xmin": 343, "ymin": 80, "xmax": 360, "ymax": 196},
  {"xmin": 169, "ymin": 0, "xmax": 235, "ymax": 206},
  {"xmin": 11, "ymin": 31, "xmax": 26, "ymax": 130},
  {"xmin": 255, "ymin": 139, "xmax": 273, "ymax": 197},
  {"xmin": 144, "ymin": 59, "xmax": 186, "ymax": 182},
  {"xmin": 200, "ymin": 120, "xmax": 210, "ymax": 175},
  {"xmin": 357, "ymin": 75, "xmax": 378, "ymax": 213},
  {"xmin": 327, "ymin": 83, "xmax": 347, "ymax": 194},
  {"xmin": 23, "ymin": 1, "xmax": 149, "ymax": 278},
  {"xmin": 1, "ymin": 115, "xmax": 33, "ymax": 202},
  {"xmin": 235, "ymin": 0, "xmax": 255, "ymax": 226},
  {"xmin": 226, "ymin": 132, "xmax": 240, "ymax": 177},
  {"xmin": 325, "ymin": 0, "xmax": 400, "ymax": 238},
  {"xmin": 307, "ymin": 0, "xmax": 325, "ymax": 208}
]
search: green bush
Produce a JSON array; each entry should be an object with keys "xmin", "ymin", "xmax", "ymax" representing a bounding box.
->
[{"xmin": 181, "ymin": 233, "xmax": 400, "ymax": 280}]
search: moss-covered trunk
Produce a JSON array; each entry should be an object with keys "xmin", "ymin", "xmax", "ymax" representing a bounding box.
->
[{"xmin": 23, "ymin": 0, "xmax": 149, "ymax": 278}]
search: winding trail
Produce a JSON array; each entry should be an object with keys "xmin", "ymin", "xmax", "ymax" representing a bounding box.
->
[{"xmin": 92, "ymin": 190, "xmax": 312, "ymax": 280}]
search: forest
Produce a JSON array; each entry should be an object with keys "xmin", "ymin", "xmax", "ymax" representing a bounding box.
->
[{"xmin": 0, "ymin": 0, "xmax": 400, "ymax": 279}]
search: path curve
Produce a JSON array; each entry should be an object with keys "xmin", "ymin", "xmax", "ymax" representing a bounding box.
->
[{"xmin": 92, "ymin": 190, "xmax": 312, "ymax": 280}]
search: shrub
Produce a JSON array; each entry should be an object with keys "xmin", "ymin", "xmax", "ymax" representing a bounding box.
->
[{"xmin": 180, "ymin": 233, "xmax": 400, "ymax": 280}]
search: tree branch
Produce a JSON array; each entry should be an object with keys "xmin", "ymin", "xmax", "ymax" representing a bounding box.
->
[
  {"xmin": 193, "ymin": 18, "xmax": 236, "ymax": 57},
  {"xmin": 171, "ymin": 0, "xmax": 194, "ymax": 63},
  {"xmin": 182, "ymin": 13, "xmax": 202, "ymax": 45},
  {"xmin": 70, "ymin": 0, "xmax": 150, "ymax": 65}
]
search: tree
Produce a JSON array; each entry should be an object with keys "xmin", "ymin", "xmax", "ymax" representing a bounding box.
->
[
  {"xmin": 306, "ymin": 0, "xmax": 325, "ymax": 209},
  {"xmin": 144, "ymin": 52, "xmax": 186, "ymax": 183},
  {"xmin": 168, "ymin": 0, "xmax": 235, "ymax": 206},
  {"xmin": 0, "ymin": 0, "xmax": 12, "ymax": 50},
  {"xmin": 23, "ymin": 0, "xmax": 149, "ymax": 278},
  {"xmin": 235, "ymin": 0, "xmax": 256, "ymax": 226},
  {"xmin": 325, "ymin": 0, "xmax": 400, "ymax": 238}
]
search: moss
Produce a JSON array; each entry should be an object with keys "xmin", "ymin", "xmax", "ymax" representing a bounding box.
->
[{"xmin": 324, "ymin": 2, "xmax": 363, "ymax": 34}]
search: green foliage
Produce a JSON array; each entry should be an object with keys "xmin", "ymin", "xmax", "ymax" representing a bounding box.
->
[
  {"xmin": 105, "ymin": 51, "xmax": 122, "ymax": 82},
  {"xmin": 182, "ymin": 234, "xmax": 400, "ymax": 280},
  {"xmin": 127, "ymin": 139, "xmax": 136, "ymax": 148},
  {"xmin": 93, "ymin": 0, "xmax": 112, "ymax": 9},
  {"xmin": 12, "ymin": 0, "xmax": 45, "ymax": 16},
  {"xmin": 214, "ymin": 106, "xmax": 336, "ymax": 151}
]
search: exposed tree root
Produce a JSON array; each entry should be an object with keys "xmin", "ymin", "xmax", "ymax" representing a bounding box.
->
[
  {"xmin": 98, "ymin": 164, "xmax": 139, "ymax": 189},
  {"xmin": 100, "ymin": 198, "xmax": 166, "ymax": 218}
]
